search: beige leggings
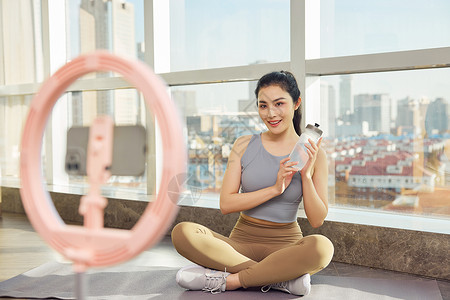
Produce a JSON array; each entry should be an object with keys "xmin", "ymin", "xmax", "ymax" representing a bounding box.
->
[{"xmin": 171, "ymin": 215, "xmax": 334, "ymax": 288}]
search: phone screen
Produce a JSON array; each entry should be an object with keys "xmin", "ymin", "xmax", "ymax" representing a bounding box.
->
[{"xmin": 65, "ymin": 125, "xmax": 147, "ymax": 176}]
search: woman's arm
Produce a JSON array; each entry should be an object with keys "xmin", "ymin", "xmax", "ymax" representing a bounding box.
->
[
  {"xmin": 219, "ymin": 136, "xmax": 298, "ymax": 215},
  {"xmin": 301, "ymin": 140, "xmax": 329, "ymax": 228}
]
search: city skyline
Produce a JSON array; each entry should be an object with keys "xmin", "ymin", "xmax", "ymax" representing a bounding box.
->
[{"xmin": 179, "ymin": 105, "xmax": 448, "ymax": 216}]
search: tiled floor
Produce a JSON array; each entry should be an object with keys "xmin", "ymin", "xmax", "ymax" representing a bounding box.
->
[{"xmin": 1, "ymin": 212, "xmax": 449, "ymax": 299}]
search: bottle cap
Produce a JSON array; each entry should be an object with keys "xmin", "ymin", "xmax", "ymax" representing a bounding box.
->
[{"xmin": 305, "ymin": 123, "xmax": 323, "ymax": 137}]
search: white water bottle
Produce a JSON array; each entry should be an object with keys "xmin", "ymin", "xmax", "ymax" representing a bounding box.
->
[{"xmin": 288, "ymin": 123, "xmax": 323, "ymax": 171}]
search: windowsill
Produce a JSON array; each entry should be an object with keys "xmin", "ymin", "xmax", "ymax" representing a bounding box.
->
[
  {"xmin": 176, "ymin": 191, "xmax": 450, "ymax": 235},
  {"xmin": 2, "ymin": 179, "xmax": 449, "ymax": 235},
  {"xmin": 0, "ymin": 178, "xmax": 150, "ymax": 202},
  {"xmin": 298, "ymin": 207, "xmax": 450, "ymax": 235}
]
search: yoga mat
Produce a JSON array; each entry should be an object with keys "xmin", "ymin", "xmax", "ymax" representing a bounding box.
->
[{"xmin": 0, "ymin": 261, "xmax": 442, "ymax": 300}]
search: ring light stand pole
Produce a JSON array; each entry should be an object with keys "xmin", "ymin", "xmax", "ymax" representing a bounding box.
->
[{"xmin": 73, "ymin": 116, "xmax": 113, "ymax": 298}]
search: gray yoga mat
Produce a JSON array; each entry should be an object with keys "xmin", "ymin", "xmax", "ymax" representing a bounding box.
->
[{"xmin": 0, "ymin": 261, "xmax": 442, "ymax": 300}]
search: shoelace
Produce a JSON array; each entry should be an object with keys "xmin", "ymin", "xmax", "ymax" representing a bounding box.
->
[
  {"xmin": 202, "ymin": 273, "xmax": 227, "ymax": 294},
  {"xmin": 261, "ymin": 281, "xmax": 289, "ymax": 293}
]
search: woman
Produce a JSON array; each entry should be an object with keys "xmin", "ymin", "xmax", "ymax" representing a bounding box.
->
[{"xmin": 171, "ymin": 71, "xmax": 334, "ymax": 296}]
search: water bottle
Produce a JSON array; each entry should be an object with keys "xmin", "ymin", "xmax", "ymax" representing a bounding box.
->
[{"xmin": 288, "ymin": 123, "xmax": 323, "ymax": 171}]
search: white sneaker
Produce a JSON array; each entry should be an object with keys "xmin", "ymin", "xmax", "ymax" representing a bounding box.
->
[
  {"xmin": 176, "ymin": 264, "xmax": 230, "ymax": 294},
  {"xmin": 261, "ymin": 273, "xmax": 311, "ymax": 296}
]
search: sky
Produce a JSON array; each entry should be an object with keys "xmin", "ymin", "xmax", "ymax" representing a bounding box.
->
[{"xmin": 322, "ymin": 0, "xmax": 450, "ymax": 57}]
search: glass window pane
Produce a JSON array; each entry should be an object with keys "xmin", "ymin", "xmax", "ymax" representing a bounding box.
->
[
  {"xmin": 67, "ymin": 0, "xmax": 145, "ymax": 66},
  {"xmin": 317, "ymin": 0, "xmax": 450, "ymax": 58},
  {"xmin": 167, "ymin": 0, "xmax": 290, "ymax": 72},
  {"xmin": 0, "ymin": 1, "xmax": 44, "ymax": 84},
  {"xmin": 317, "ymin": 68, "xmax": 450, "ymax": 218},
  {"xmin": 29, "ymin": 84, "xmax": 150, "ymax": 197},
  {"xmin": 67, "ymin": 89, "xmax": 147, "ymax": 127},
  {"xmin": 64, "ymin": 87, "xmax": 148, "ymax": 194},
  {"xmin": 171, "ymin": 81, "xmax": 264, "ymax": 207}
]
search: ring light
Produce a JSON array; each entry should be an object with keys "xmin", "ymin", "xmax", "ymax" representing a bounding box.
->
[{"xmin": 20, "ymin": 51, "xmax": 186, "ymax": 272}]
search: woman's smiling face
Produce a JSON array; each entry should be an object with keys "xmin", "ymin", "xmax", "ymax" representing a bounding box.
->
[{"xmin": 257, "ymin": 85, "xmax": 300, "ymax": 134}]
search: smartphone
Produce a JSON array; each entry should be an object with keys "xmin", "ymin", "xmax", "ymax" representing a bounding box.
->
[{"xmin": 65, "ymin": 125, "xmax": 147, "ymax": 176}]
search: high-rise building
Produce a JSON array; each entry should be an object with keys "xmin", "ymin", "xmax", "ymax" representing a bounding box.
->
[
  {"xmin": 396, "ymin": 97, "xmax": 416, "ymax": 135},
  {"xmin": 78, "ymin": 0, "xmax": 137, "ymax": 125},
  {"xmin": 425, "ymin": 98, "xmax": 449, "ymax": 136},
  {"xmin": 339, "ymin": 75, "xmax": 353, "ymax": 118},
  {"xmin": 248, "ymin": 80, "xmax": 258, "ymax": 102},
  {"xmin": 171, "ymin": 90, "xmax": 198, "ymax": 120},
  {"xmin": 354, "ymin": 93, "xmax": 391, "ymax": 135},
  {"xmin": 320, "ymin": 81, "xmax": 336, "ymax": 137},
  {"xmin": 396, "ymin": 96, "xmax": 431, "ymax": 136},
  {"xmin": 111, "ymin": 0, "xmax": 137, "ymax": 125},
  {"xmin": 79, "ymin": 0, "xmax": 111, "ymax": 119}
]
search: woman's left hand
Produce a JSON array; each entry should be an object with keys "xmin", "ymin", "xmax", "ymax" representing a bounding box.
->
[{"xmin": 300, "ymin": 137, "xmax": 323, "ymax": 179}]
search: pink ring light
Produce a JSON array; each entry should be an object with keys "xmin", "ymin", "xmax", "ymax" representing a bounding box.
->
[{"xmin": 20, "ymin": 51, "xmax": 186, "ymax": 271}]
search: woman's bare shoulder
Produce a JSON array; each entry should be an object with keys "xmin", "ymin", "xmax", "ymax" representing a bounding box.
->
[
  {"xmin": 231, "ymin": 134, "xmax": 253, "ymax": 158},
  {"xmin": 234, "ymin": 134, "xmax": 253, "ymax": 145}
]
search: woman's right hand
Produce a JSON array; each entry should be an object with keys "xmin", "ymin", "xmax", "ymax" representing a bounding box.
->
[{"xmin": 273, "ymin": 157, "xmax": 298, "ymax": 195}]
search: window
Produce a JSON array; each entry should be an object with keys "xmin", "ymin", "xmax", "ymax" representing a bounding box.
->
[
  {"xmin": 319, "ymin": 69, "xmax": 450, "ymax": 217},
  {"xmin": 170, "ymin": 81, "xmax": 264, "ymax": 207},
  {"xmin": 63, "ymin": 88, "xmax": 148, "ymax": 193},
  {"xmin": 317, "ymin": 0, "xmax": 450, "ymax": 58},
  {"xmin": 0, "ymin": 1, "xmax": 44, "ymax": 84},
  {"xmin": 167, "ymin": 0, "xmax": 290, "ymax": 72},
  {"xmin": 0, "ymin": 0, "xmax": 44, "ymax": 185},
  {"xmin": 67, "ymin": 0, "xmax": 145, "ymax": 67}
]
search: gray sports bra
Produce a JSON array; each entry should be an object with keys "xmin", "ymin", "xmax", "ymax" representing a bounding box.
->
[{"xmin": 240, "ymin": 133, "xmax": 303, "ymax": 223}]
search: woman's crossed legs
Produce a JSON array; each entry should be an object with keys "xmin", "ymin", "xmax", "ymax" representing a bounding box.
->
[{"xmin": 171, "ymin": 221, "xmax": 334, "ymax": 290}]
